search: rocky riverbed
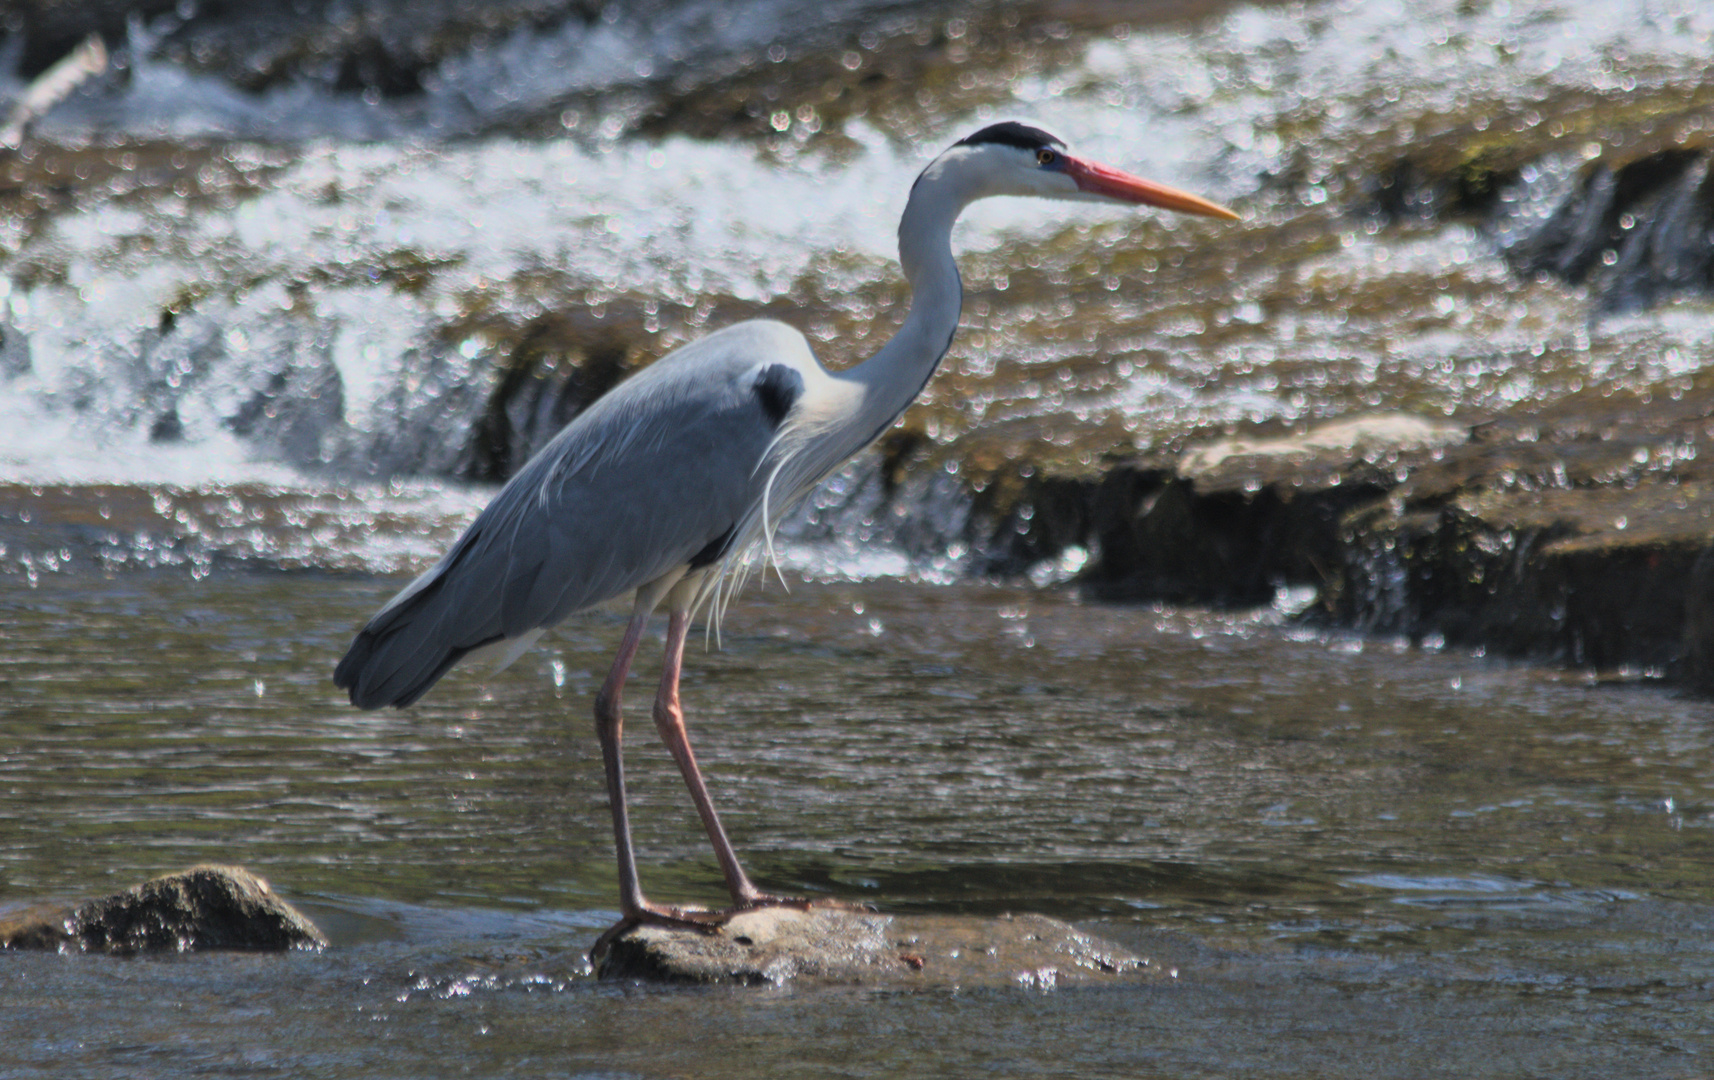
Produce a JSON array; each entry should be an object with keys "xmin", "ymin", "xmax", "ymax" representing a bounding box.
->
[{"xmin": 3, "ymin": 0, "xmax": 1712, "ymax": 692}]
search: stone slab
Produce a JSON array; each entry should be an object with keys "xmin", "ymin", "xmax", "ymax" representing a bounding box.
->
[{"xmin": 596, "ymin": 906, "xmax": 1163, "ymax": 988}]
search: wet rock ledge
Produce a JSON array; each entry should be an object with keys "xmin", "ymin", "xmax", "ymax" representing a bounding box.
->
[
  {"xmin": 597, "ymin": 905, "xmax": 1158, "ymax": 988},
  {"xmin": 0, "ymin": 865, "xmax": 327, "ymax": 953},
  {"xmin": 953, "ymin": 382, "xmax": 1714, "ymax": 692}
]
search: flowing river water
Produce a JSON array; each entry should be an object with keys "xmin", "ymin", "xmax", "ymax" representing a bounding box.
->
[
  {"xmin": 4, "ymin": 572, "xmax": 1713, "ymax": 1075},
  {"xmin": 3, "ymin": 0, "xmax": 1714, "ymax": 1075}
]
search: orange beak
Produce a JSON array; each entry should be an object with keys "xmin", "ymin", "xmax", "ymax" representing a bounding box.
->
[{"xmin": 1063, "ymin": 154, "xmax": 1240, "ymax": 220}]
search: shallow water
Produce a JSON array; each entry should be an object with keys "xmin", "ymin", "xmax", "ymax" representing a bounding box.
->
[
  {"xmin": 3, "ymin": 568, "xmax": 1712, "ymax": 1076},
  {"xmin": 4, "ymin": 0, "xmax": 1714, "ymax": 1073}
]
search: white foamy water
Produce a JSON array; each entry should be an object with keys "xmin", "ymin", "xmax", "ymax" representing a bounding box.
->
[
  {"xmin": 2, "ymin": 0, "xmax": 1710, "ymax": 579},
  {"xmin": 0, "ymin": 116, "xmax": 1224, "ymax": 500}
]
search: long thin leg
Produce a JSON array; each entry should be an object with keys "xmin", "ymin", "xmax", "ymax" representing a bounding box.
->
[
  {"xmin": 590, "ymin": 585, "xmax": 733, "ymax": 963},
  {"xmin": 652, "ymin": 607, "xmax": 769, "ymax": 906},
  {"xmin": 593, "ymin": 605, "xmax": 653, "ymax": 917},
  {"xmin": 590, "ymin": 584, "xmax": 832, "ymax": 961}
]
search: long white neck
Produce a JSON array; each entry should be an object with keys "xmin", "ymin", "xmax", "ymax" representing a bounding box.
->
[
  {"xmin": 754, "ymin": 157, "xmax": 988, "ymax": 537},
  {"xmin": 836, "ymin": 169, "xmax": 972, "ymax": 448}
]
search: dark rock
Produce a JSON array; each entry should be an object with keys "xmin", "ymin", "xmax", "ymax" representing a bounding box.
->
[
  {"xmin": 1683, "ymin": 544, "xmax": 1714, "ymax": 695},
  {"xmin": 963, "ymin": 389, "xmax": 1714, "ymax": 689},
  {"xmin": 0, "ymin": 320, "xmax": 31, "ymax": 377},
  {"xmin": 1085, "ymin": 414, "xmax": 1464, "ymax": 604},
  {"xmin": 596, "ymin": 905, "xmax": 1160, "ymax": 987},
  {"xmin": 0, "ymin": 865, "xmax": 327, "ymax": 954},
  {"xmin": 148, "ymin": 407, "xmax": 184, "ymax": 443},
  {"xmin": 1503, "ymin": 148, "xmax": 1714, "ymax": 313},
  {"xmin": 459, "ymin": 312, "xmax": 638, "ymax": 483},
  {"xmin": 8, "ymin": 0, "xmax": 589, "ymax": 93},
  {"xmin": 1332, "ymin": 484, "xmax": 1711, "ymax": 669},
  {"xmin": 9, "ymin": 1, "xmax": 165, "ymax": 79},
  {"xmin": 1317, "ymin": 388, "xmax": 1714, "ymax": 672},
  {"xmin": 959, "ymin": 412, "xmax": 1462, "ymax": 602},
  {"xmin": 0, "ymin": 902, "xmax": 75, "ymax": 951},
  {"xmin": 1505, "ymin": 150, "xmax": 1699, "ymax": 286}
]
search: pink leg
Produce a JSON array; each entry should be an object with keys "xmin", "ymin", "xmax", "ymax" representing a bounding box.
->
[
  {"xmin": 589, "ymin": 603, "xmax": 741, "ymax": 961},
  {"xmin": 652, "ymin": 607, "xmax": 771, "ymax": 906},
  {"xmin": 592, "ymin": 606, "xmax": 653, "ymax": 918},
  {"xmin": 589, "ymin": 599, "xmax": 836, "ymax": 962}
]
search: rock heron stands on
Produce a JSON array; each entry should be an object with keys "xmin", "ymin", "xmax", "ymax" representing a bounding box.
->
[{"xmin": 334, "ymin": 122, "xmax": 1238, "ymax": 950}]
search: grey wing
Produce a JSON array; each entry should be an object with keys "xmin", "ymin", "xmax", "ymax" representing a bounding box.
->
[{"xmin": 334, "ymin": 321, "xmax": 812, "ymax": 709}]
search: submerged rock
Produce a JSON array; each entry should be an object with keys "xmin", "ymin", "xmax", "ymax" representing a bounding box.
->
[
  {"xmin": 0, "ymin": 865, "xmax": 328, "ymax": 954},
  {"xmin": 596, "ymin": 906, "xmax": 1158, "ymax": 988}
]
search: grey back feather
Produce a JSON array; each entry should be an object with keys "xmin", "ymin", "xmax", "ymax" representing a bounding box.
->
[{"xmin": 335, "ymin": 320, "xmax": 818, "ymax": 708}]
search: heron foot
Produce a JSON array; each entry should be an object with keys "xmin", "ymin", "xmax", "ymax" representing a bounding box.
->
[
  {"xmin": 589, "ymin": 896, "xmax": 870, "ymax": 963},
  {"xmin": 732, "ymin": 892, "xmax": 873, "ymax": 915},
  {"xmin": 588, "ymin": 902, "xmax": 727, "ymax": 962}
]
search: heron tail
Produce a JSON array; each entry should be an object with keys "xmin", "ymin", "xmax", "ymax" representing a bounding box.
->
[{"xmin": 333, "ymin": 569, "xmax": 503, "ymax": 709}]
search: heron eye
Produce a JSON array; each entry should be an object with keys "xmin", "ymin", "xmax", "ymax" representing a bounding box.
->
[{"xmin": 1036, "ymin": 148, "xmax": 1057, "ymax": 166}]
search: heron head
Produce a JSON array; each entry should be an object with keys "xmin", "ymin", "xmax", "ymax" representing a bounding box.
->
[{"xmin": 931, "ymin": 121, "xmax": 1239, "ymax": 220}]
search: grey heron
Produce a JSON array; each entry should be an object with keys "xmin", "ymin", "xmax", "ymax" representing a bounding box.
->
[{"xmin": 334, "ymin": 122, "xmax": 1237, "ymax": 945}]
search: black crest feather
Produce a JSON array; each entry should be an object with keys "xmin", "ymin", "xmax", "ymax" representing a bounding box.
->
[{"xmin": 956, "ymin": 121, "xmax": 1065, "ymax": 152}]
